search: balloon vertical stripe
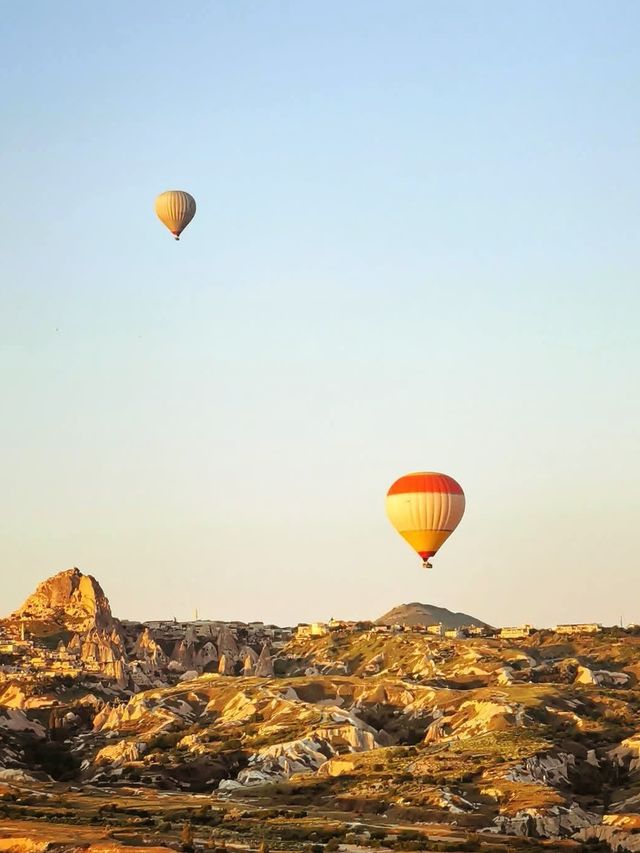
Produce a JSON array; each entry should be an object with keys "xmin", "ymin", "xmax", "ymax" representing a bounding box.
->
[{"xmin": 155, "ymin": 190, "xmax": 197, "ymax": 239}]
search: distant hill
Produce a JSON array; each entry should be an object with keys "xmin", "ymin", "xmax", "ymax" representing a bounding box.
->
[{"xmin": 376, "ymin": 602, "xmax": 491, "ymax": 629}]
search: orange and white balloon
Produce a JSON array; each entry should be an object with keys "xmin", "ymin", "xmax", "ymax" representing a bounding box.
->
[
  {"xmin": 154, "ymin": 190, "xmax": 196, "ymax": 241},
  {"xmin": 385, "ymin": 472, "xmax": 465, "ymax": 568}
]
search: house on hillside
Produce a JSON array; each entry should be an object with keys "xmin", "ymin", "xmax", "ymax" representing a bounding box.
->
[
  {"xmin": 463, "ymin": 624, "xmax": 493, "ymax": 637},
  {"xmin": 500, "ymin": 624, "xmax": 535, "ymax": 639},
  {"xmin": 445, "ymin": 628, "xmax": 463, "ymax": 639},
  {"xmin": 296, "ymin": 622, "xmax": 329, "ymax": 639},
  {"xmin": 328, "ymin": 618, "xmax": 358, "ymax": 631},
  {"xmin": 427, "ymin": 623, "xmax": 445, "ymax": 636},
  {"xmin": 554, "ymin": 623, "xmax": 602, "ymax": 635}
]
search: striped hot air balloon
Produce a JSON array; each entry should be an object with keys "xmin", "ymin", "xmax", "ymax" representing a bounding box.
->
[
  {"xmin": 385, "ymin": 472, "xmax": 465, "ymax": 568},
  {"xmin": 154, "ymin": 190, "xmax": 196, "ymax": 241}
]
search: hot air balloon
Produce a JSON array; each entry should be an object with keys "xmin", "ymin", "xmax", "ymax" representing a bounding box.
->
[
  {"xmin": 154, "ymin": 190, "xmax": 196, "ymax": 241},
  {"xmin": 385, "ymin": 472, "xmax": 465, "ymax": 569}
]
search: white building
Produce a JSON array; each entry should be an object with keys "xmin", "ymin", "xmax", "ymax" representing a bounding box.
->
[
  {"xmin": 500, "ymin": 624, "xmax": 535, "ymax": 639},
  {"xmin": 296, "ymin": 622, "xmax": 329, "ymax": 639},
  {"xmin": 554, "ymin": 623, "xmax": 602, "ymax": 635}
]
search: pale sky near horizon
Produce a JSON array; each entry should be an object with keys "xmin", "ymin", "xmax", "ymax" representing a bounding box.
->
[{"xmin": 1, "ymin": 2, "xmax": 639, "ymax": 629}]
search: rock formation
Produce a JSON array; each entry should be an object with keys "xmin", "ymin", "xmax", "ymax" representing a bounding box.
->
[
  {"xmin": 216, "ymin": 625, "xmax": 240, "ymax": 661},
  {"xmin": 218, "ymin": 654, "xmax": 234, "ymax": 675},
  {"xmin": 242, "ymin": 647, "xmax": 259, "ymax": 676},
  {"xmin": 254, "ymin": 644, "xmax": 274, "ymax": 677},
  {"xmin": 196, "ymin": 641, "xmax": 218, "ymax": 671},
  {"xmin": 132, "ymin": 628, "xmax": 168, "ymax": 670},
  {"xmin": 80, "ymin": 627, "xmax": 130, "ymax": 687},
  {"xmin": 12, "ymin": 567, "xmax": 113, "ymax": 632}
]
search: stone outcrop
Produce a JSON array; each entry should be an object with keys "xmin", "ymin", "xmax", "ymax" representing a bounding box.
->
[
  {"xmin": 242, "ymin": 647, "xmax": 259, "ymax": 676},
  {"xmin": 609, "ymin": 731, "xmax": 640, "ymax": 773},
  {"xmin": 216, "ymin": 625, "xmax": 239, "ymax": 661},
  {"xmin": 237, "ymin": 738, "xmax": 328, "ymax": 784},
  {"xmin": 237, "ymin": 708, "xmax": 379, "ymax": 786},
  {"xmin": 95, "ymin": 740, "xmax": 146, "ymax": 766},
  {"xmin": 574, "ymin": 664, "xmax": 630, "ymax": 687},
  {"xmin": 575, "ymin": 824, "xmax": 640, "ymax": 852},
  {"xmin": 12, "ymin": 567, "xmax": 113, "ymax": 632},
  {"xmin": 196, "ymin": 641, "xmax": 218, "ymax": 671},
  {"xmin": 218, "ymin": 654, "xmax": 234, "ymax": 675},
  {"xmin": 254, "ymin": 644, "xmax": 274, "ymax": 677},
  {"xmin": 505, "ymin": 752, "xmax": 576, "ymax": 786},
  {"xmin": 133, "ymin": 629, "xmax": 166, "ymax": 665},
  {"xmin": 80, "ymin": 628, "xmax": 129, "ymax": 688},
  {"xmin": 424, "ymin": 698, "xmax": 524, "ymax": 744},
  {"xmin": 171, "ymin": 638, "xmax": 196, "ymax": 670},
  {"xmin": 492, "ymin": 805, "xmax": 599, "ymax": 837}
]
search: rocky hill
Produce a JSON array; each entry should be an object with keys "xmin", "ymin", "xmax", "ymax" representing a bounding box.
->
[
  {"xmin": 10, "ymin": 567, "xmax": 114, "ymax": 632},
  {"xmin": 377, "ymin": 601, "xmax": 491, "ymax": 629}
]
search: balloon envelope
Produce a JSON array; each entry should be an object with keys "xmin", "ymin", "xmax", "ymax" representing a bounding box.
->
[
  {"xmin": 155, "ymin": 190, "xmax": 196, "ymax": 240},
  {"xmin": 385, "ymin": 472, "xmax": 465, "ymax": 565}
]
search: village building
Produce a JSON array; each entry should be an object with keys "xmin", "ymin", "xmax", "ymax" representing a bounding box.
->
[
  {"xmin": 500, "ymin": 624, "xmax": 535, "ymax": 639},
  {"xmin": 463, "ymin": 624, "xmax": 492, "ymax": 637},
  {"xmin": 296, "ymin": 622, "xmax": 329, "ymax": 639},
  {"xmin": 554, "ymin": 623, "xmax": 602, "ymax": 635},
  {"xmin": 328, "ymin": 618, "xmax": 358, "ymax": 631}
]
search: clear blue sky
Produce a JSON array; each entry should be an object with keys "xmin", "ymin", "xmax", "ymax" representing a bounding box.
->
[{"xmin": 1, "ymin": 1, "xmax": 639, "ymax": 627}]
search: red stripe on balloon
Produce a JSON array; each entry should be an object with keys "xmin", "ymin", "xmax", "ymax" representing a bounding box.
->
[{"xmin": 387, "ymin": 473, "xmax": 464, "ymax": 496}]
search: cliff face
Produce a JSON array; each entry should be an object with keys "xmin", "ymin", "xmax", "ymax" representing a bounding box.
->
[{"xmin": 12, "ymin": 567, "xmax": 114, "ymax": 632}]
